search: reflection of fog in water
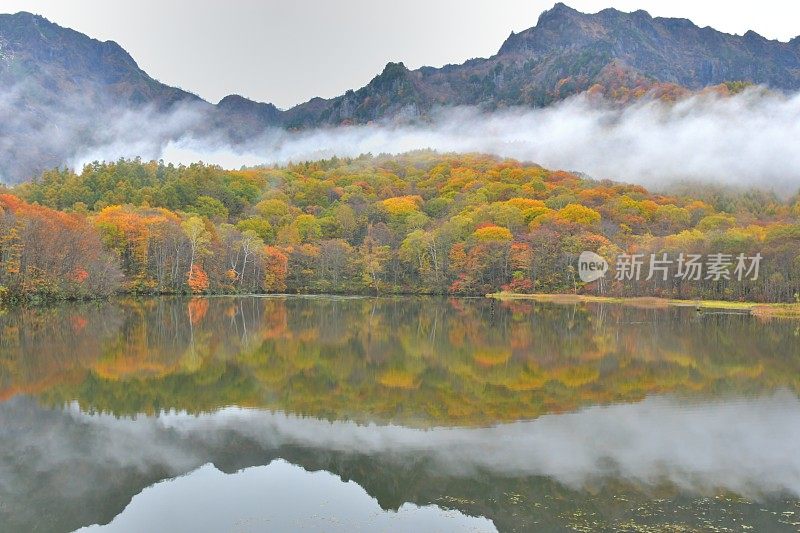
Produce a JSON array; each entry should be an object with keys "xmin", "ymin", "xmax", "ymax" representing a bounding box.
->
[
  {"xmin": 4, "ymin": 392, "xmax": 798, "ymax": 499},
  {"xmin": 76, "ymin": 460, "xmax": 497, "ymax": 533},
  {"xmin": 2, "ymin": 393, "xmax": 800, "ymax": 531},
  {"xmin": 114, "ymin": 392, "xmax": 800, "ymax": 499}
]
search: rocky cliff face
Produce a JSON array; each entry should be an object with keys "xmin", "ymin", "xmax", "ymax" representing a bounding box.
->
[
  {"xmin": 0, "ymin": 12, "xmax": 200, "ymax": 109},
  {"xmin": 283, "ymin": 3, "xmax": 800, "ymax": 124}
]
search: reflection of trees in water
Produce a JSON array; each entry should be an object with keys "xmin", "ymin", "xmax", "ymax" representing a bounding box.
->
[
  {"xmin": 0, "ymin": 303, "xmax": 126, "ymax": 400},
  {"xmin": 4, "ymin": 297, "xmax": 798, "ymax": 532},
  {"xmin": 0, "ymin": 296, "xmax": 798, "ymax": 422}
]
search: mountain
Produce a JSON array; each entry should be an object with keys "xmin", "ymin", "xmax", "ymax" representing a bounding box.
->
[
  {"xmin": 0, "ymin": 12, "xmax": 276, "ymax": 181},
  {"xmin": 214, "ymin": 94, "xmax": 281, "ymax": 143},
  {"xmin": 283, "ymin": 3, "xmax": 800, "ymax": 126},
  {"xmin": 2, "ymin": 4, "xmax": 800, "ymax": 182},
  {"xmin": 0, "ymin": 12, "xmax": 198, "ymax": 109}
]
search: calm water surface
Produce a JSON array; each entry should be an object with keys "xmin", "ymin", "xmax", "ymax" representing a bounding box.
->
[{"xmin": 1, "ymin": 296, "xmax": 799, "ymax": 532}]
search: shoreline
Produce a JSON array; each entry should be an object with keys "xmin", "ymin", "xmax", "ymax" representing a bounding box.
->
[
  {"xmin": 486, "ymin": 292, "xmax": 800, "ymax": 318},
  {"xmin": 4, "ymin": 291, "xmax": 800, "ymax": 318}
]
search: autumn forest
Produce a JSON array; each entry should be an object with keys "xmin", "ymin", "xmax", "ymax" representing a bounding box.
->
[{"xmin": 2, "ymin": 151, "xmax": 800, "ymax": 303}]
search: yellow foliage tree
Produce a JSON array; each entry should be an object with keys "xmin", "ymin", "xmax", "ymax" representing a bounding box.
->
[
  {"xmin": 381, "ymin": 195, "xmax": 423, "ymax": 216},
  {"xmin": 556, "ymin": 204, "xmax": 601, "ymax": 226},
  {"xmin": 472, "ymin": 225, "xmax": 513, "ymax": 242}
]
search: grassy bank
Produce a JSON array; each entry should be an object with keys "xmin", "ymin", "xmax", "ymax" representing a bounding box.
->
[{"xmin": 487, "ymin": 292, "xmax": 800, "ymax": 318}]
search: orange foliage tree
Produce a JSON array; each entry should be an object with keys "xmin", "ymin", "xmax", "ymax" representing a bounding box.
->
[
  {"xmin": 187, "ymin": 264, "xmax": 209, "ymax": 293},
  {"xmin": 263, "ymin": 246, "xmax": 289, "ymax": 292}
]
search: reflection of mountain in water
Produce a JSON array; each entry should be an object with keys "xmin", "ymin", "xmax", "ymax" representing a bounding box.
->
[
  {"xmin": 1, "ymin": 296, "xmax": 799, "ymax": 424},
  {"xmin": 77, "ymin": 461, "xmax": 497, "ymax": 533},
  {"xmin": 1, "ymin": 396, "xmax": 799, "ymax": 532}
]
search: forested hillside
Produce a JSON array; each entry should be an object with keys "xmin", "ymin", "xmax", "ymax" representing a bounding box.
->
[{"xmin": 2, "ymin": 152, "xmax": 800, "ymax": 302}]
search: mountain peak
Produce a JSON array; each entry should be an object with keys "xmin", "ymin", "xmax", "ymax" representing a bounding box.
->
[
  {"xmin": 366, "ymin": 62, "xmax": 412, "ymax": 90},
  {"xmin": 214, "ymin": 94, "xmax": 281, "ymax": 141},
  {"xmin": 0, "ymin": 10, "xmax": 141, "ymax": 71},
  {"xmin": 743, "ymin": 29, "xmax": 767, "ymax": 42},
  {"xmin": 217, "ymin": 94, "xmax": 279, "ymax": 113},
  {"xmin": 378, "ymin": 61, "xmax": 409, "ymax": 77},
  {"xmin": 546, "ymin": 2, "xmax": 578, "ymax": 15},
  {"xmin": 1, "ymin": 11, "xmax": 48, "ymax": 24},
  {"xmin": 499, "ymin": 2, "xmax": 590, "ymax": 55},
  {"xmin": 537, "ymin": 2, "xmax": 581, "ymax": 24},
  {"xmin": 217, "ymin": 94, "xmax": 253, "ymax": 106}
]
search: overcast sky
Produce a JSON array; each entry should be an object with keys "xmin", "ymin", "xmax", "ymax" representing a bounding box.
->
[{"xmin": 1, "ymin": 1, "xmax": 798, "ymax": 109}]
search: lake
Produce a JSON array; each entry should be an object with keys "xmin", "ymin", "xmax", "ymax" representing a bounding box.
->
[{"xmin": 1, "ymin": 296, "xmax": 799, "ymax": 532}]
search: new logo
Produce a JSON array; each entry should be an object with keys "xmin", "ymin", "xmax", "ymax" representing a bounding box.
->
[{"xmin": 578, "ymin": 251, "xmax": 609, "ymax": 283}]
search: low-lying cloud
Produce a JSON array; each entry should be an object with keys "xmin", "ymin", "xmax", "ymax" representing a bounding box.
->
[
  {"xmin": 5, "ymin": 83, "xmax": 800, "ymax": 194},
  {"xmin": 108, "ymin": 89, "xmax": 800, "ymax": 194}
]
